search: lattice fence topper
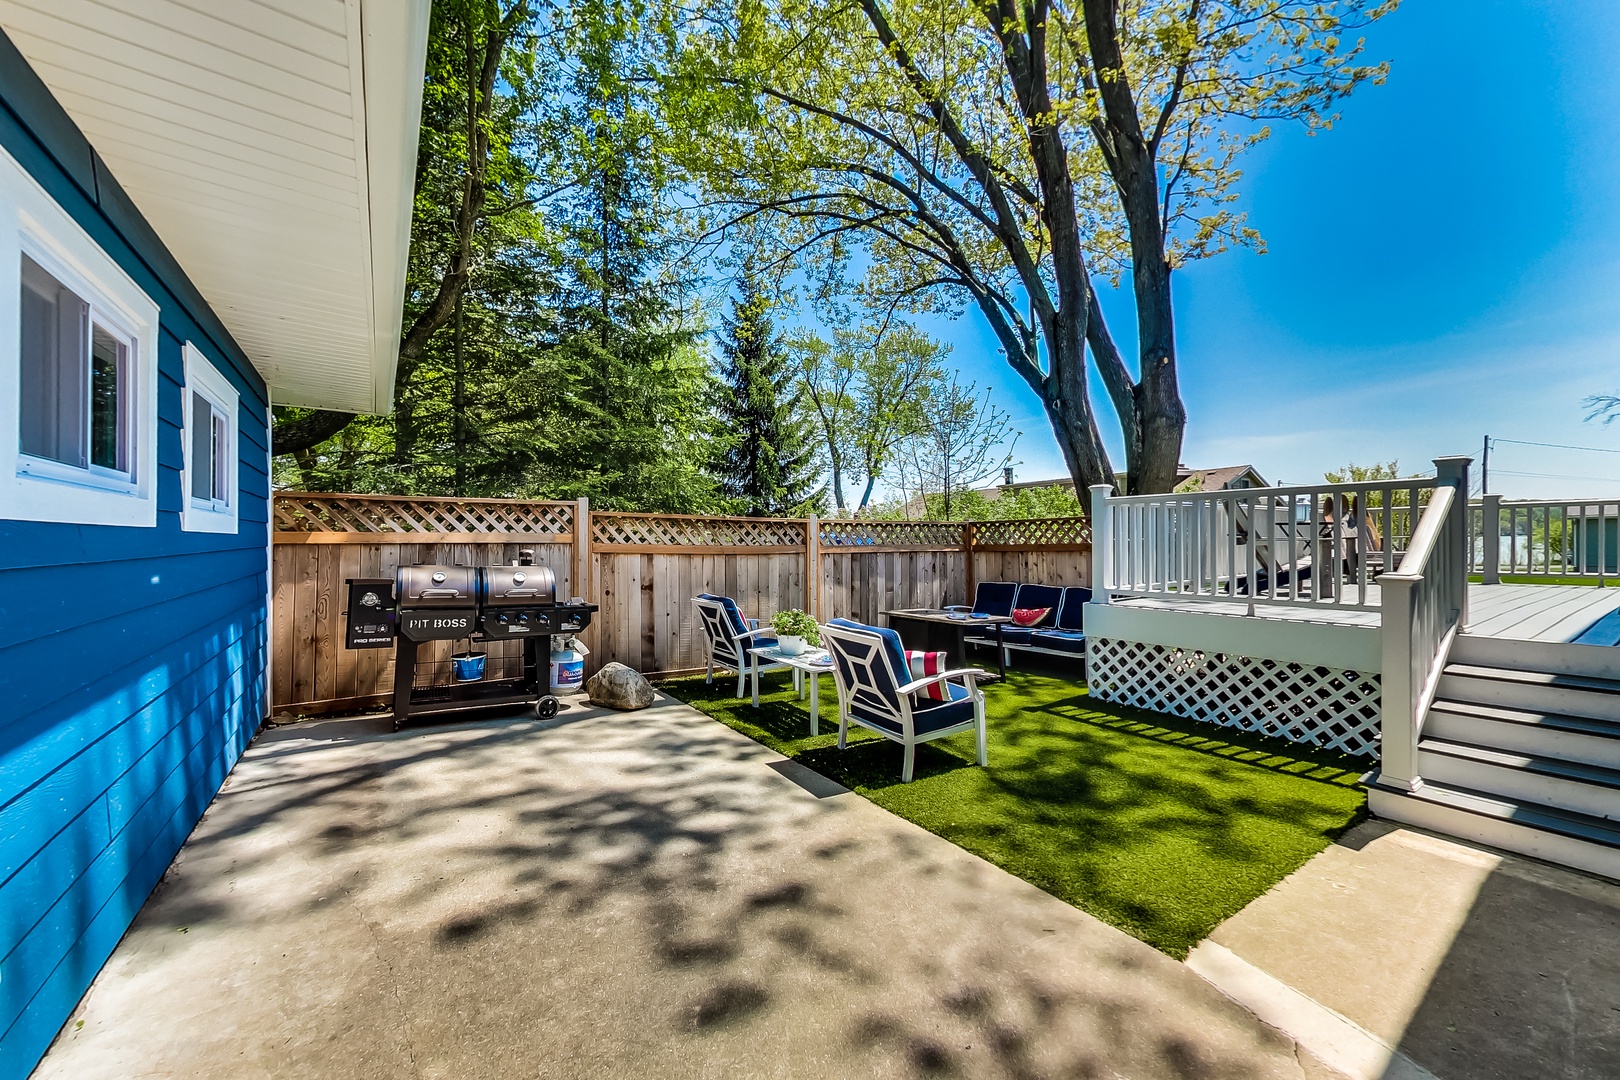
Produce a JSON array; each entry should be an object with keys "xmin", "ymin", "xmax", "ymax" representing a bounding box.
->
[
  {"xmin": 974, "ymin": 515, "xmax": 1093, "ymax": 547},
  {"xmin": 591, "ymin": 513, "xmax": 807, "ymax": 548},
  {"xmin": 274, "ymin": 493, "xmax": 575, "ymax": 536},
  {"xmin": 819, "ymin": 520, "xmax": 965, "ymax": 548},
  {"xmin": 1088, "ymin": 637, "xmax": 1382, "ymax": 758}
]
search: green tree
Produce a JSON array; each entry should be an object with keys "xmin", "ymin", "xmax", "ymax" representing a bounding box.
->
[
  {"xmin": 275, "ymin": 0, "xmax": 727, "ymax": 510},
  {"xmin": 899, "ymin": 376, "xmax": 1017, "ymax": 519},
  {"xmin": 663, "ymin": 0, "xmax": 1394, "ymax": 494},
  {"xmin": 713, "ymin": 271, "xmax": 825, "ymax": 515},
  {"xmin": 790, "ymin": 322, "xmax": 946, "ymax": 513},
  {"xmin": 538, "ymin": 0, "xmax": 725, "ymax": 511}
]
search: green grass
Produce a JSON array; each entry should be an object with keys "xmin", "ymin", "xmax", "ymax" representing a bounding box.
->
[
  {"xmin": 1468, "ymin": 574, "xmax": 1619, "ymax": 586},
  {"xmin": 661, "ymin": 665, "xmax": 1367, "ymax": 958}
]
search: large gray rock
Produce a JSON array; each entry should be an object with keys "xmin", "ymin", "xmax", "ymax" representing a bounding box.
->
[{"xmin": 586, "ymin": 662, "xmax": 655, "ymax": 710}]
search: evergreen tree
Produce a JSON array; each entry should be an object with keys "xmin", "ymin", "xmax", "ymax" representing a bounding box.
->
[
  {"xmin": 712, "ymin": 272, "xmax": 824, "ymax": 515},
  {"xmin": 537, "ymin": 0, "xmax": 724, "ymax": 512}
]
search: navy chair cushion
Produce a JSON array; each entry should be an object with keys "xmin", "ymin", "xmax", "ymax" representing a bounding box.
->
[
  {"xmin": 1030, "ymin": 630, "xmax": 1087, "ymax": 654},
  {"xmin": 699, "ymin": 592, "xmax": 749, "ymax": 638},
  {"xmin": 997, "ymin": 627, "xmax": 1038, "ymax": 645},
  {"xmin": 970, "ymin": 581, "xmax": 1019, "ymax": 617},
  {"xmin": 852, "ymin": 681, "xmax": 975, "ymax": 735},
  {"xmin": 1055, "ymin": 587, "xmax": 1092, "ymax": 631},
  {"xmin": 828, "ymin": 618, "xmax": 910, "ymax": 687}
]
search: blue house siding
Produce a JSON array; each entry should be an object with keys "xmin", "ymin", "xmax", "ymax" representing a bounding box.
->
[{"xmin": 0, "ymin": 31, "xmax": 271, "ymax": 1076}]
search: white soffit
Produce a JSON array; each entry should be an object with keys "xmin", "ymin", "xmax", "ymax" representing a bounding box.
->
[{"xmin": 0, "ymin": 0, "xmax": 430, "ymax": 413}]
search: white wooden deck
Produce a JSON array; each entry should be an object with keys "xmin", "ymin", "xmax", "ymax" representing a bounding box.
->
[{"xmin": 1114, "ymin": 584, "xmax": 1620, "ymax": 643}]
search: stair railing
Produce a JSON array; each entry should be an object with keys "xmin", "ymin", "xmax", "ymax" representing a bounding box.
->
[{"xmin": 1378, "ymin": 457, "xmax": 1472, "ymax": 790}]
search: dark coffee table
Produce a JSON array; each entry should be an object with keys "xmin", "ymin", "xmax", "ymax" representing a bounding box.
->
[{"xmin": 882, "ymin": 608, "xmax": 1011, "ymax": 680}]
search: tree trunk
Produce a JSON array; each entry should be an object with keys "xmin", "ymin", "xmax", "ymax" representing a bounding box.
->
[
  {"xmin": 1081, "ymin": 0, "xmax": 1186, "ymax": 493},
  {"xmin": 452, "ymin": 287, "xmax": 466, "ymax": 496}
]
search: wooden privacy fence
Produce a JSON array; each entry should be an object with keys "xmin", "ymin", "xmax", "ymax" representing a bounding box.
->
[{"xmin": 271, "ymin": 493, "xmax": 1092, "ymax": 715}]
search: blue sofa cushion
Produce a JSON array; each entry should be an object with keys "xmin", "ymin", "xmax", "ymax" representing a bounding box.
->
[
  {"xmin": 1055, "ymin": 587, "xmax": 1092, "ymax": 631},
  {"xmin": 1030, "ymin": 630, "xmax": 1087, "ymax": 654},
  {"xmin": 852, "ymin": 680, "xmax": 975, "ymax": 734},
  {"xmin": 970, "ymin": 581, "xmax": 1019, "ymax": 617},
  {"xmin": 1012, "ymin": 584, "xmax": 1064, "ymax": 617},
  {"xmin": 997, "ymin": 626, "xmax": 1039, "ymax": 645}
]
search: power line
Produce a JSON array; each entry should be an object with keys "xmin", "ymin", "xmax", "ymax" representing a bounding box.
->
[
  {"xmin": 1493, "ymin": 468, "xmax": 1620, "ymax": 484},
  {"xmin": 1491, "ymin": 437, "xmax": 1620, "ymax": 456}
]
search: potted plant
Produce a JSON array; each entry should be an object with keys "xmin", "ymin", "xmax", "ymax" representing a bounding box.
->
[{"xmin": 769, "ymin": 609, "xmax": 820, "ymax": 656}]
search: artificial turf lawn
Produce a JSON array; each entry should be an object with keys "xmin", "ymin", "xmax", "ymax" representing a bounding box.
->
[{"xmin": 660, "ymin": 664, "xmax": 1367, "ymax": 959}]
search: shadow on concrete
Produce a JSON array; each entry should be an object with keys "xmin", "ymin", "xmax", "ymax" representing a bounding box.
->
[
  {"xmin": 36, "ymin": 699, "xmax": 1327, "ymax": 1079},
  {"xmin": 1387, "ymin": 862, "xmax": 1620, "ymax": 1079}
]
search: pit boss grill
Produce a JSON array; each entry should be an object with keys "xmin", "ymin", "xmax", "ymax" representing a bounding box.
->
[{"xmin": 343, "ymin": 551, "xmax": 597, "ymax": 728}]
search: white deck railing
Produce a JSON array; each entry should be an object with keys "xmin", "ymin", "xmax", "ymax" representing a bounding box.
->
[
  {"xmin": 1090, "ymin": 476, "xmax": 1439, "ymax": 612},
  {"xmin": 1378, "ymin": 459, "xmax": 1472, "ymax": 789},
  {"xmin": 1469, "ymin": 496, "xmax": 1620, "ymax": 583}
]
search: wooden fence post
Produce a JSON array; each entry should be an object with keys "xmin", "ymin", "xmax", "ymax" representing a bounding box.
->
[
  {"xmin": 963, "ymin": 521, "xmax": 976, "ymax": 607},
  {"xmin": 574, "ymin": 497, "xmax": 590, "ymax": 603},
  {"xmin": 805, "ymin": 514, "xmax": 820, "ymax": 620}
]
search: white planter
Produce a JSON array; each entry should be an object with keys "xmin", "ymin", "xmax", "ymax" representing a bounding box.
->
[{"xmin": 778, "ymin": 634, "xmax": 806, "ymax": 656}]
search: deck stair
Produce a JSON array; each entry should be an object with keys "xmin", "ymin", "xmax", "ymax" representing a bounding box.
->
[{"xmin": 1367, "ymin": 633, "xmax": 1620, "ymax": 880}]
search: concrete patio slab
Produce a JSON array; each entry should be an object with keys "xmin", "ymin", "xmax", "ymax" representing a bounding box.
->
[
  {"xmin": 1194, "ymin": 820, "xmax": 1620, "ymax": 1080},
  {"xmin": 34, "ymin": 694, "xmax": 1340, "ymax": 1079}
]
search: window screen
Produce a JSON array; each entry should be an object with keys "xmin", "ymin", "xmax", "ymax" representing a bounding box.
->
[{"xmin": 191, "ymin": 391, "xmax": 214, "ymax": 501}]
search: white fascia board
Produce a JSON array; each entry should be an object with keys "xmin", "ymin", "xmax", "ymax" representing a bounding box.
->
[
  {"xmin": 1085, "ymin": 601, "xmax": 1383, "ymax": 674},
  {"xmin": 358, "ymin": 0, "xmax": 431, "ymax": 416}
]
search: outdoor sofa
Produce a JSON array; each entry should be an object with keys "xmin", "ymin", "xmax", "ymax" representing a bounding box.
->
[{"xmin": 948, "ymin": 582, "xmax": 1091, "ymax": 669}]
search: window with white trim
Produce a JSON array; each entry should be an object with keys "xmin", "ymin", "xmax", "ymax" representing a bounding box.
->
[
  {"xmin": 19, "ymin": 254, "xmax": 138, "ymax": 486},
  {"xmin": 1, "ymin": 144, "xmax": 159, "ymax": 527},
  {"xmin": 181, "ymin": 343, "xmax": 239, "ymax": 534}
]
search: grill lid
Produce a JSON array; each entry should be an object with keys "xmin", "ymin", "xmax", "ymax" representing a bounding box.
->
[
  {"xmin": 397, "ymin": 565, "xmax": 478, "ymax": 606},
  {"xmin": 483, "ymin": 565, "xmax": 555, "ymax": 606}
]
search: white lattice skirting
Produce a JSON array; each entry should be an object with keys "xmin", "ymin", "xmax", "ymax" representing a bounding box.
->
[{"xmin": 1088, "ymin": 637, "xmax": 1382, "ymax": 758}]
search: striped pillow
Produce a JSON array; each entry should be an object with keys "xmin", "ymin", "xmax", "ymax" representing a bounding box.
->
[{"xmin": 906, "ymin": 650, "xmax": 949, "ymax": 700}]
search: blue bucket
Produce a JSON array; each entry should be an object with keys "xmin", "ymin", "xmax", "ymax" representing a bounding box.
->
[{"xmin": 452, "ymin": 652, "xmax": 486, "ymax": 682}]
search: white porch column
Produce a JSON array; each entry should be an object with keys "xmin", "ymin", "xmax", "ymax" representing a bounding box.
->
[
  {"xmin": 1090, "ymin": 484, "xmax": 1113, "ymax": 604},
  {"xmin": 1479, "ymin": 493, "xmax": 1502, "ymax": 585},
  {"xmin": 1378, "ymin": 572, "xmax": 1421, "ymax": 791}
]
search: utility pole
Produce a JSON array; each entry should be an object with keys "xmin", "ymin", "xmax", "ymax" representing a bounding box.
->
[{"xmin": 1480, "ymin": 434, "xmax": 1490, "ymax": 495}]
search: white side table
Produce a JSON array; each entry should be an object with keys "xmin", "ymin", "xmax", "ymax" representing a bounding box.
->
[{"xmin": 747, "ymin": 645, "xmax": 835, "ymax": 735}]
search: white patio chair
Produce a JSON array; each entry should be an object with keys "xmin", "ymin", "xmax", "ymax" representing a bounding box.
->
[
  {"xmin": 820, "ymin": 618, "xmax": 987, "ymax": 783},
  {"xmin": 693, "ymin": 594, "xmax": 784, "ymax": 698}
]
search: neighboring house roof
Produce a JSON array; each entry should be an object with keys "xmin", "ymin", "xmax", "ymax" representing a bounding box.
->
[
  {"xmin": 1173, "ymin": 464, "xmax": 1268, "ymax": 491},
  {"xmin": 981, "ymin": 464, "xmax": 1269, "ymax": 499},
  {"xmin": 0, "ymin": 0, "xmax": 431, "ymax": 414}
]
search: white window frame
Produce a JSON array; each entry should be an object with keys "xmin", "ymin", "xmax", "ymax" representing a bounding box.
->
[
  {"xmin": 180, "ymin": 342, "xmax": 239, "ymax": 534},
  {"xmin": 0, "ymin": 145, "xmax": 159, "ymax": 527}
]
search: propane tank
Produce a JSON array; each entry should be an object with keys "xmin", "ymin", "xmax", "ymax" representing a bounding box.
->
[{"xmin": 550, "ymin": 635, "xmax": 587, "ymax": 693}]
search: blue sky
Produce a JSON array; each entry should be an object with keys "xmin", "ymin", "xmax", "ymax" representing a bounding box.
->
[{"xmin": 913, "ymin": 0, "xmax": 1620, "ymax": 499}]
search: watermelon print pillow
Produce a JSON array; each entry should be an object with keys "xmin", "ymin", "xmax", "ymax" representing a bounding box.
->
[{"xmin": 1011, "ymin": 607, "xmax": 1052, "ymax": 628}]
